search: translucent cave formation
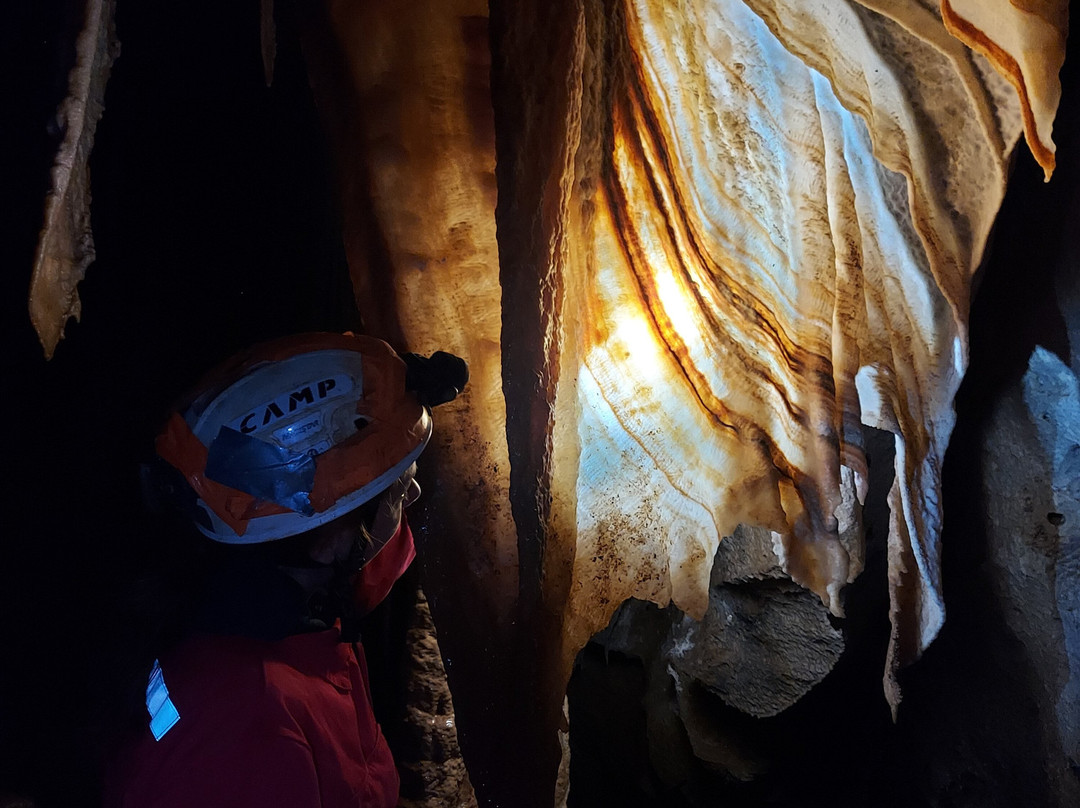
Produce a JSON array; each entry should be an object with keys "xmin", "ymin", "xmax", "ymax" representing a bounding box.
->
[{"xmin": 29, "ymin": 1, "xmax": 1070, "ymax": 805}]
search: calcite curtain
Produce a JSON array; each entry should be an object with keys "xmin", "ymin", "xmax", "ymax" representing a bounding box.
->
[
  {"xmin": 32, "ymin": 0, "xmax": 1067, "ymax": 805},
  {"xmin": 299, "ymin": 0, "xmax": 1065, "ymax": 802}
]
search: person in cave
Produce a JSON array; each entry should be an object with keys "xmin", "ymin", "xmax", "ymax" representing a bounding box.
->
[{"xmin": 103, "ymin": 332, "xmax": 467, "ymax": 808}]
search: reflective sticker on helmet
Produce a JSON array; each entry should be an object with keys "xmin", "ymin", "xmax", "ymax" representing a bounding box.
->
[
  {"xmin": 274, "ymin": 414, "xmax": 323, "ymax": 447},
  {"xmin": 230, "ymin": 374, "xmax": 354, "ymax": 435},
  {"xmin": 205, "ymin": 427, "xmax": 317, "ymax": 515}
]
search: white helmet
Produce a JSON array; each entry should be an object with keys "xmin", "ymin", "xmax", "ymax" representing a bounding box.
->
[{"xmin": 153, "ymin": 332, "xmax": 465, "ymax": 544}]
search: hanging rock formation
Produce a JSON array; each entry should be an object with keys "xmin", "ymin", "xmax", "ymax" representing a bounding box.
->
[
  {"xmin": 29, "ymin": 0, "xmax": 118, "ymax": 359},
  {"xmin": 941, "ymin": 0, "xmax": 1068, "ymax": 180}
]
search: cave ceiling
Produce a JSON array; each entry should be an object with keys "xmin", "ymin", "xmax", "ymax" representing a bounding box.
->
[{"xmin": 30, "ymin": 0, "xmax": 1069, "ymax": 804}]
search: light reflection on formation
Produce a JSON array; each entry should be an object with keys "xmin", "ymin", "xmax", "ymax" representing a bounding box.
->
[{"xmin": 562, "ymin": 0, "xmax": 1045, "ymax": 717}]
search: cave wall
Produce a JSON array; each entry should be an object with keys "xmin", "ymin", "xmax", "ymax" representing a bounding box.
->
[
  {"xmin": 296, "ymin": 3, "xmax": 1075, "ymax": 804},
  {"xmin": 4, "ymin": 2, "xmax": 1079, "ymax": 807}
]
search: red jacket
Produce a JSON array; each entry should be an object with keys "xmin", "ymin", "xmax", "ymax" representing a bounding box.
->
[{"xmin": 105, "ymin": 519, "xmax": 416, "ymax": 808}]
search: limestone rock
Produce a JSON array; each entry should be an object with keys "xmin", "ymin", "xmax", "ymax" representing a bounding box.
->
[
  {"xmin": 589, "ymin": 520, "xmax": 844, "ymax": 788},
  {"xmin": 668, "ymin": 669, "xmax": 766, "ymax": 782},
  {"xmin": 981, "ymin": 346, "xmax": 1080, "ymax": 804},
  {"xmin": 396, "ymin": 588, "xmax": 477, "ymax": 808},
  {"xmin": 667, "ymin": 577, "xmax": 844, "ymax": 718},
  {"xmin": 710, "ymin": 525, "xmax": 787, "ymax": 585}
]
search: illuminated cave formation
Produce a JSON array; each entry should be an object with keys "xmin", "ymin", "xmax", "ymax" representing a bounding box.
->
[{"xmin": 17, "ymin": 0, "xmax": 1076, "ymax": 806}]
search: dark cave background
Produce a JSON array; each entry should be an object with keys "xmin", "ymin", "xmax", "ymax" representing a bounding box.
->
[{"xmin": 3, "ymin": 1, "xmax": 1077, "ymax": 806}]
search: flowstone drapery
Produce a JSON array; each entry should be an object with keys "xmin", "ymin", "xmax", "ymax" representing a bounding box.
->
[{"xmin": 301, "ymin": 2, "xmax": 1065, "ymax": 800}]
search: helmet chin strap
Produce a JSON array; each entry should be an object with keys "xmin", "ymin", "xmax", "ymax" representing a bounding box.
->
[
  {"xmin": 281, "ymin": 514, "xmax": 390, "ymax": 595},
  {"xmin": 277, "ymin": 541, "xmax": 366, "ymax": 638}
]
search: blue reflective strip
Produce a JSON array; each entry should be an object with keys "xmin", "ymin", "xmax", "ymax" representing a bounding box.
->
[
  {"xmin": 204, "ymin": 426, "xmax": 316, "ymax": 515},
  {"xmin": 146, "ymin": 659, "xmax": 180, "ymax": 741},
  {"xmin": 149, "ymin": 698, "xmax": 180, "ymax": 741},
  {"xmin": 146, "ymin": 666, "xmax": 168, "ymax": 714}
]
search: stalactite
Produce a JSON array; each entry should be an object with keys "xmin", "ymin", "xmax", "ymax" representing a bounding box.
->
[{"xmin": 29, "ymin": 0, "xmax": 118, "ymax": 358}]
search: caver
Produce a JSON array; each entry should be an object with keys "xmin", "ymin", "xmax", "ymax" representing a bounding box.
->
[{"xmin": 105, "ymin": 332, "xmax": 467, "ymax": 808}]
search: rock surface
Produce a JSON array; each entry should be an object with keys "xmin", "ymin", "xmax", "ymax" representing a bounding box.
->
[
  {"xmin": 981, "ymin": 347, "xmax": 1080, "ymax": 802},
  {"xmin": 396, "ymin": 587, "xmax": 477, "ymax": 808},
  {"xmin": 586, "ymin": 521, "xmax": 845, "ymax": 785},
  {"xmin": 667, "ymin": 576, "xmax": 844, "ymax": 719}
]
